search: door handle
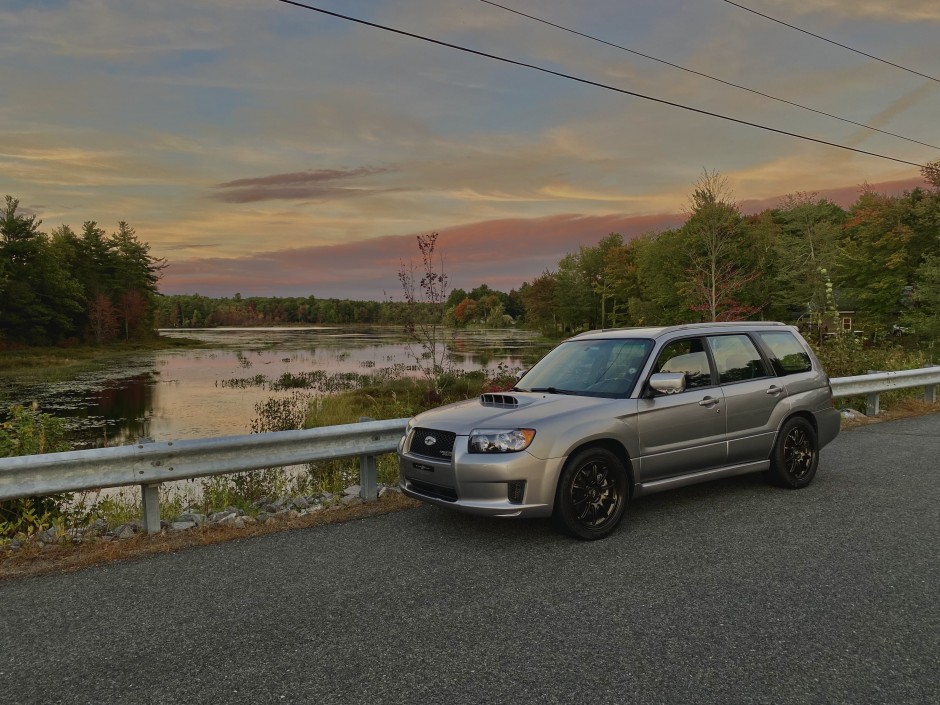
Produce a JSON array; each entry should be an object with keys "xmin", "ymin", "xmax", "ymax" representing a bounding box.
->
[
  {"xmin": 698, "ymin": 396, "xmax": 720, "ymax": 408},
  {"xmin": 765, "ymin": 385, "xmax": 784, "ymax": 396}
]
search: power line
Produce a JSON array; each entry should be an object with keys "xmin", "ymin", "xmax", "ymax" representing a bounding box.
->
[
  {"xmin": 722, "ymin": 0, "xmax": 940, "ymax": 84},
  {"xmin": 275, "ymin": 0, "xmax": 927, "ymax": 169},
  {"xmin": 480, "ymin": 0, "xmax": 940, "ymax": 151}
]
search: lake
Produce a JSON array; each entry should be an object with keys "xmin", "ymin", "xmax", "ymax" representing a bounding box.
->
[{"xmin": 1, "ymin": 326, "xmax": 550, "ymax": 448}]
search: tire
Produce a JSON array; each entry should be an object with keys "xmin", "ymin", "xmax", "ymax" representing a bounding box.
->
[
  {"xmin": 768, "ymin": 416, "xmax": 819, "ymax": 489},
  {"xmin": 552, "ymin": 447, "xmax": 629, "ymax": 540}
]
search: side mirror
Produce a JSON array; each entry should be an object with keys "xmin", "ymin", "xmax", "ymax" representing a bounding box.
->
[{"xmin": 648, "ymin": 372, "xmax": 686, "ymax": 395}]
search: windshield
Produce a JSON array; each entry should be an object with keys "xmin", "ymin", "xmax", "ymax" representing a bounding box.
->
[{"xmin": 516, "ymin": 338, "xmax": 654, "ymax": 397}]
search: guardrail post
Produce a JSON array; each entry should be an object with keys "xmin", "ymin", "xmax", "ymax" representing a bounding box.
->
[
  {"xmin": 141, "ymin": 483, "xmax": 161, "ymax": 534},
  {"xmin": 358, "ymin": 417, "xmax": 378, "ymax": 501},
  {"xmin": 866, "ymin": 370, "xmax": 881, "ymax": 416},
  {"xmin": 925, "ymin": 364, "xmax": 937, "ymax": 403},
  {"xmin": 359, "ymin": 454, "xmax": 378, "ymax": 501}
]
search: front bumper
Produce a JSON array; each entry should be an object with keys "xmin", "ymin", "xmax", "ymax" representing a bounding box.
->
[{"xmin": 397, "ymin": 435, "xmax": 563, "ymax": 518}]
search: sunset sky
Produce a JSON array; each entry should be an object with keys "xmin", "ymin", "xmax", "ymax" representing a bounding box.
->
[{"xmin": 1, "ymin": 0, "xmax": 937, "ymax": 299}]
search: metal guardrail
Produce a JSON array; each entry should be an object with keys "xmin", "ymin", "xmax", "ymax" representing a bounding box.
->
[
  {"xmin": 830, "ymin": 366, "xmax": 940, "ymax": 415},
  {"xmin": 0, "ymin": 418, "xmax": 408, "ymax": 533},
  {"xmin": 1, "ymin": 365, "xmax": 938, "ymax": 534}
]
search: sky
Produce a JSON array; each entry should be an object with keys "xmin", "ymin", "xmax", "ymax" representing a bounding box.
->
[{"xmin": 1, "ymin": 0, "xmax": 937, "ymax": 300}]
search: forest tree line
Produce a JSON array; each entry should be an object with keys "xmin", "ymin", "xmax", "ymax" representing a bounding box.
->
[
  {"xmin": 159, "ymin": 166, "xmax": 940, "ymax": 343},
  {"xmin": 517, "ymin": 167, "xmax": 940, "ymax": 343}
]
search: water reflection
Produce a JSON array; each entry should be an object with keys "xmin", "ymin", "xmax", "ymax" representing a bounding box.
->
[{"xmin": 2, "ymin": 326, "xmax": 551, "ymax": 448}]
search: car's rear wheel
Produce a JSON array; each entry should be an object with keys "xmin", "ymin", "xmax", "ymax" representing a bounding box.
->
[
  {"xmin": 552, "ymin": 447, "xmax": 628, "ymax": 540},
  {"xmin": 769, "ymin": 416, "xmax": 819, "ymax": 488}
]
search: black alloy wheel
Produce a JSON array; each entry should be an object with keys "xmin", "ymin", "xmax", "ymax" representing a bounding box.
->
[
  {"xmin": 769, "ymin": 416, "xmax": 819, "ymax": 488},
  {"xmin": 553, "ymin": 447, "xmax": 628, "ymax": 540}
]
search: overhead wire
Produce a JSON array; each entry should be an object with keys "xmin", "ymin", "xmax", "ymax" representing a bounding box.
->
[
  {"xmin": 274, "ymin": 0, "xmax": 927, "ymax": 169},
  {"xmin": 722, "ymin": 0, "xmax": 940, "ymax": 84},
  {"xmin": 480, "ymin": 0, "xmax": 940, "ymax": 151}
]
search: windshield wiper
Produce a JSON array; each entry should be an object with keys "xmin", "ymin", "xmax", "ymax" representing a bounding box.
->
[{"xmin": 526, "ymin": 386, "xmax": 579, "ymax": 395}]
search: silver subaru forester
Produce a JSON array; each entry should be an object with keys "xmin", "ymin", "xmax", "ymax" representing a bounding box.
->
[{"xmin": 398, "ymin": 322, "xmax": 840, "ymax": 540}]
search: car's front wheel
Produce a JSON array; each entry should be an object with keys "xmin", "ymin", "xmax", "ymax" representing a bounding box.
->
[
  {"xmin": 769, "ymin": 416, "xmax": 819, "ymax": 488},
  {"xmin": 552, "ymin": 447, "xmax": 628, "ymax": 540}
]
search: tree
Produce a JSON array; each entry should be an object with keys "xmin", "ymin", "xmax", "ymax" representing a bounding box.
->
[
  {"xmin": 681, "ymin": 170, "xmax": 763, "ymax": 321},
  {"xmin": 453, "ymin": 297, "xmax": 479, "ymax": 325},
  {"xmin": 836, "ymin": 188, "xmax": 916, "ymax": 329},
  {"xmin": 87, "ymin": 294, "xmax": 119, "ymax": 344},
  {"xmin": 768, "ymin": 194, "xmax": 844, "ymax": 333},
  {"xmin": 923, "ymin": 159, "xmax": 940, "ymax": 189},
  {"xmin": 629, "ymin": 230, "xmax": 690, "ymax": 325},
  {"xmin": 116, "ymin": 289, "xmax": 149, "ymax": 341},
  {"xmin": 398, "ymin": 233, "xmax": 451, "ymax": 396},
  {"xmin": 0, "ymin": 196, "xmax": 84, "ymax": 344},
  {"xmin": 520, "ymin": 271, "xmax": 557, "ymax": 331}
]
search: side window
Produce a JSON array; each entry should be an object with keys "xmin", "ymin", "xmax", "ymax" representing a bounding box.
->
[
  {"xmin": 707, "ymin": 334, "xmax": 768, "ymax": 384},
  {"xmin": 654, "ymin": 338, "xmax": 712, "ymax": 389},
  {"xmin": 756, "ymin": 331, "xmax": 813, "ymax": 375}
]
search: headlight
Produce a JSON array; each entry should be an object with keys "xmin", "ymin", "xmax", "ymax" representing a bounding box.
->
[{"xmin": 468, "ymin": 428, "xmax": 536, "ymax": 453}]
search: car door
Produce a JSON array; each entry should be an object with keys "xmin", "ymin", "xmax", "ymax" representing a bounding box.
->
[
  {"xmin": 706, "ymin": 333, "xmax": 784, "ymax": 465},
  {"xmin": 636, "ymin": 337, "xmax": 727, "ymax": 482}
]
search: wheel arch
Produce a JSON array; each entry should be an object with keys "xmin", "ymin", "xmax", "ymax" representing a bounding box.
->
[
  {"xmin": 774, "ymin": 409, "xmax": 818, "ymax": 442},
  {"xmin": 555, "ymin": 438, "xmax": 635, "ymax": 498}
]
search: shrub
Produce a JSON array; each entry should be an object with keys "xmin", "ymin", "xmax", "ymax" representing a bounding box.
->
[{"xmin": 0, "ymin": 405, "xmax": 72, "ymax": 538}]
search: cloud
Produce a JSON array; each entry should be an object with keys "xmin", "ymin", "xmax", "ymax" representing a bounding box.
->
[
  {"xmin": 212, "ymin": 166, "xmax": 397, "ymax": 203},
  {"xmin": 795, "ymin": 1, "xmax": 940, "ymax": 22}
]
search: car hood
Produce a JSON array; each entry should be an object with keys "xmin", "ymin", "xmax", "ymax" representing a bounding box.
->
[{"xmin": 409, "ymin": 391, "xmax": 612, "ymax": 433}]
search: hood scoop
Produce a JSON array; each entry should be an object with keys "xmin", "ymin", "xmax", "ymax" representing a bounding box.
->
[{"xmin": 480, "ymin": 393, "xmax": 528, "ymax": 407}]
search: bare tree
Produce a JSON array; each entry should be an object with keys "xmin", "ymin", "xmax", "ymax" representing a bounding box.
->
[{"xmin": 398, "ymin": 233, "xmax": 452, "ymax": 397}]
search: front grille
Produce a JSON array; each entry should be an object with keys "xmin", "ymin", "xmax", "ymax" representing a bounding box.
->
[
  {"xmin": 408, "ymin": 479, "xmax": 458, "ymax": 502},
  {"xmin": 409, "ymin": 427, "xmax": 456, "ymax": 461},
  {"xmin": 507, "ymin": 480, "xmax": 526, "ymax": 504}
]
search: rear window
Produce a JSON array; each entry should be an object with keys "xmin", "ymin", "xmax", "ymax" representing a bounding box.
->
[{"xmin": 757, "ymin": 331, "xmax": 812, "ymax": 375}]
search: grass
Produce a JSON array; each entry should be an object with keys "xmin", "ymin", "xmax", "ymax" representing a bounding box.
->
[{"xmin": 0, "ymin": 335, "xmax": 204, "ymax": 384}]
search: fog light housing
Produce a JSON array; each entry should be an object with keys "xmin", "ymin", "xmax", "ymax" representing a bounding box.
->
[{"xmin": 507, "ymin": 480, "xmax": 526, "ymax": 504}]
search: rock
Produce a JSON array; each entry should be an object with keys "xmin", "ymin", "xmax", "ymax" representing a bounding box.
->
[
  {"xmin": 233, "ymin": 518, "xmax": 246, "ymax": 529},
  {"xmin": 255, "ymin": 512, "xmax": 271, "ymax": 524},
  {"xmin": 209, "ymin": 509, "xmax": 238, "ymax": 523},
  {"xmin": 291, "ymin": 496, "xmax": 310, "ymax": 510},
  {"xmin": 112, "ymin": 524, "xmax": 136, "ymax": 540},
  {"xmin": 343, "ymin": 485, "xmax": 361, "ymax": 497},
  {"xmin": 41, "ymin": 528, "xmax": 61, "ymax": 543},
  {"xmin": 170, "ymin": 521, "xmax": 197, "ymax": 531},
  {"xmin": 342, "ymin": 495, "xmax": 363, "ymax": 506},
  {"xmin": 177, "ymin": 512, "xmax": 206, "ymax": 526},
  {"xmin": 320, "ymin": 492, "xmax": 334, "ymax": 502},
  {"xmin": 840, "ymin": 408, "xmax": 863, "ymax": 419}
]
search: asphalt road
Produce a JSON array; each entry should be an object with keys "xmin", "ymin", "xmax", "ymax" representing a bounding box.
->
[{"xmin": 2, "ymin": 415, "xmax": 938, "ymax": 705}]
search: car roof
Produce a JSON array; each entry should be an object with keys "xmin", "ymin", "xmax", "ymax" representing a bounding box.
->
[{"xmin": 570, "ymin": 321, "xmax": 791, "ymax": 341}]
